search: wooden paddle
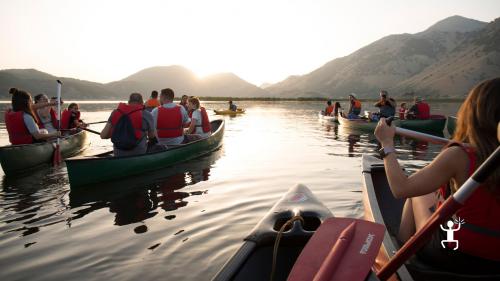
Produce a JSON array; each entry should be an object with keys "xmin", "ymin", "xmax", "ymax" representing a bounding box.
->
[
  {"xmin": 60, "ymin": 127, "xmax": 101, "ymax": 135},
  {"xmin": 52, "ymin": 80, "xmax": 63, "ymax": 166},
  {"xmin": 377, "ymin": 121, "xmax": 500, "ymax": 280}
]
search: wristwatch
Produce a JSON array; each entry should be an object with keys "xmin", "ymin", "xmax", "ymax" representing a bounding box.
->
[{"xmin": 378, "ymin": 146, "xmax": 395, "ymax": 159}]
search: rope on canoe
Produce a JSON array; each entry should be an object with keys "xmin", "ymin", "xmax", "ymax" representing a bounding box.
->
[{"xmin": 270, "ymin": 215, "xmax": 304, "ymax": 281}]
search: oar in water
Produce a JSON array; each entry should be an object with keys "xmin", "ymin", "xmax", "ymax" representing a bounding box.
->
[
  {"xmin": 53, "ymin": 80, "xmax": 63, "ymax": 166},
  {"xmin": 377, "ymin": 121, "xmax": 500, "ymax": 280}
]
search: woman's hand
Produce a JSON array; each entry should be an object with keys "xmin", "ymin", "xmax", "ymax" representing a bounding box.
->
[{"xmin": 375, "ymin": 117, "xmax": 395, "ymax": 147}]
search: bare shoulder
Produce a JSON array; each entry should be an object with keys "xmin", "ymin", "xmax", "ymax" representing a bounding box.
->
[{"xmin": 436, "ymin": 145, "xmax": 469, "ymax": 170}]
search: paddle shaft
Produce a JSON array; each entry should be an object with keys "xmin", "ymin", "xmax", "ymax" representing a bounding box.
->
[
  {"xmin": 377, "ymin": 144, "xmax": 500, "ymax": 280},
  {"xmin": 61, "ymin": 128, "xmax": 100, "ymax": 135},
  {"xmin": 385, "ymin": 116, "xmax": 450, "ymax": 145},
  {"xmin": 86, "ymin": 121, "xmax": 108, "ymax": 125}
]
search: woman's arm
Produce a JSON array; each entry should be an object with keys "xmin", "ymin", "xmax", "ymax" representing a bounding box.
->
[
  {"xmin": 186, "ymin": 118, "xmax": 197, "ymax": 134},
  {"xmin": 100, "ymin": 122, "xmax": 112, "ymax": 139},
  {"xmin": 375, "ymin": 118, "xmax": 467, "ymax": 198}
]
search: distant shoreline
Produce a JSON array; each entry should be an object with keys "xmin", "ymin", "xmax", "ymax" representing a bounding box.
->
[{"xmin": 0, "ymin": 97, "xmax": 466, "ymax": 103}]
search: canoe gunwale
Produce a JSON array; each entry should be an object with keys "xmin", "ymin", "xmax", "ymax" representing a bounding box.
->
[{"xmin": 0, "ymin": 129, "xmax": 87, "ymax": 150}]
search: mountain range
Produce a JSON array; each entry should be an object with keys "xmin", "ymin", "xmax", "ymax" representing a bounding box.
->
[{"xmin": 1, "ymin": 15, "xmax": 499, "ymax": 100}]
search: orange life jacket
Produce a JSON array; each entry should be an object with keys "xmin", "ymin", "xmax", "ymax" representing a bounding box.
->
[
  {"xmin": 325, "ymin": 105, "xmax": 334, "ymax": 115},
  {"xmin": 110, "ymin": 103, "xmax": 144, "ymax": 140},
  {"xmin": 416, "ymin": 102, "xmax": 430, "ymax": 119},
  {"xmin": 145, "ymin": 98, "xmax": 160, "ymax": 108},
  {"xmin": 438, "ymin": 143, "xmax": 500, "ymax": 260},
  {"xmin": 353, "ymin": 99, "xmax": 362, "ymax": 109},
  {"xmin": 5, "ymin": 110, "xmax": 34, "ymax": 145},
  {"xmin": 60, "ymin": 109, "xmax": 81, "ymax": 130},
  {"xmin": 157, "ymin": 105, "xmax": 183, "ymax": 138},
  {"xmin": 36, "ymin": 108, "xmax": 59, "ymax": 129}
]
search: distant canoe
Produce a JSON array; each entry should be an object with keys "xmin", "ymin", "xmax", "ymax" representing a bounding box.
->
[
  {"xmin": 214, "ymin": 108, "xmax": 245, "ymax": 115},
  {"xmin": 399, "ymin": 115, "xmax": 446, "ymax": 133},
  {"xmin": 338, "ymin": 114, "xmax": 446, "ymax": 134},
  {"xmin": 0, "ymin": 130, "xmax": 89, "ymax": 176},
  {"xmin": 66, "ymin": 120, "xmax": 224, "ymax": 187},
  {"xmin": 318, "ymin": 111, "xmax": 338, "ymax": 123},
  {"xmin": 337, "ymin": 114, "xmax": 384, "ymax": 131},
  {"xmin": 447, "ymin": 116, "xmax": 457, "ymax": 136}
]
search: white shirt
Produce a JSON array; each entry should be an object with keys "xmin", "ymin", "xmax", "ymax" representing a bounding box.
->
[{"xmin": 191, "ymin": 109, "xmax": 211, "ymax": 138}]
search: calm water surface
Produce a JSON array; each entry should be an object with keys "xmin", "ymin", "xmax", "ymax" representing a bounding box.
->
[{"xmin": 0, "ymin": 101, "xmax": 461, "ymax": 281}]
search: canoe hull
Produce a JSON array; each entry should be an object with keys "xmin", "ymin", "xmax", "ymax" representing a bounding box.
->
[
  {"xmin": 318, "ymin": 111, "xmax": 338, "ymax": 123},
  {"xmin": 447, "ymin": 116, "xmax": 457, "ymax": 136},
  {"xmin": 339, "ymin": 115, "xmax": 446, "ymax": 134},
  {"xmin": 0, "ymin": 130, "xmax": 89, "ymax": 175},
  {"xmin": 214, "ymin": 109, "xmax": 245, "ymax": 115},
  {"xmin": 66, "ymin": 120, "xmax": 224, "ymax": 187},
  {"xmin": 212, "ymin": 184, "xmax": 334, "ymax": 281}
]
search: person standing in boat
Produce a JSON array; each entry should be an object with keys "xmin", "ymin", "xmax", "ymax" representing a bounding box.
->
[
  {"xmin": 34, "ymin": 94, "xmax": 59, "ymax": 133},
  {"xmin": 373, "ymin": 90, "xmax": 396, "ymax": 119},
  {"xmin": 228, "ymin": 100, "xmax": 237, "ymax": 112},
  {"xmin": 374, "ymin": 78, "xmax": 500, "ymax": 272},
  {"xmin": 179, "ymin": 95, "xmax": 189, "ymax": 111},
  {"xmin": 185, "ymin": 96, "xmax": 211, "ymax": 140},
  {"xmin": 347, "ymin": 93, "xmax": 362, "ymax": 119},
  {"xmin": 144, "ymin": 90, "xmax": 161, "ymax": 111},
  {"xmin": 406, "ymin": 96, "xmax": 430, "ymax": 120},
  {"xmin": 100, "ymin": 93, "xmax": 156, "ymax": 157},
  {"xmin": 5, "ymin": 88, "xmax": 60, "ymax": 145},
  {"xmin": 152, "ymin": 88, "xmax": 191, "ymax": 146}
]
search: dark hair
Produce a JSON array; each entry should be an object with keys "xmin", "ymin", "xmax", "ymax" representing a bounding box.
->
[
  {"xmin": 327, "ymin": 100, "xmax": 332, "ymax": 105},
  {"xmin": 10, "ymin": 88, "xmax": 38, "ymax": 123},
  {"xmin": 453, "ymin": 77, "xmax": 500, "ymax": 192},
  {"xmin": 380, "ymin": 90, "xmax": 388, "ymax": 96},
  {"xmin": 34, "ymin": 94, "xmax": 48, "ymax": 103},
  {"xmin": 335, "ymin": 102, "xmax": 341, "ymax": 108},
  {"xmin": 68, "ymin": 103, "xmax": 78, "ymax": 110},
  {"xmin": 129, "ymin": 93, "xmax": 144, "ymax": 104},
  {"xmin": 160, "ymin": 88, "xmax": 175, "ymax": 100},
  {"xmin": 151, "ymin": 91, "xmax": 158, "ymax": 98},
  {"xmin": 181, "ymin": 95, "xmax": 188, "ymax": 99}
]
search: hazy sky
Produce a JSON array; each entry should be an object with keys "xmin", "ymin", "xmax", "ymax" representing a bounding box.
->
[{"xmin": 0, "ymin": 0, "xmax": 498, "ymax": 86}]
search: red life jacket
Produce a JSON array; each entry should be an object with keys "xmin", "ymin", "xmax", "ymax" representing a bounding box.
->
[
  {"xmin": 198, "ymin": 107, "xmax": 211, "ymax": 133},
  {"xmin": 36, "ymin": 108, "xmax": 59, "ymax": 129},
  {"xmin": 353, "ymin": 99, "xmax": 362, "ymax": 109},
  {"xmin": 60, "ymin": 110, "xmax": 81, "ymax": 129},
  {"xmin": 111, "ymin": 103, "xmax": 144, "ymax": 140},
  {"xmin": 325, "ymin": 105, "xmax": 334, "ymax": 115},
  {"xmin": 157, "ymin": 105, "xmax": 183, "ymax": 138},
  {"xmin": 399, "ymin": 108, "xmax": 406, "ymax": 119},
  {"xmin": 5, "ymin": 110, "xmax": 34, "ymax": 145},
  {"xmin": 416, "ymin": 102, "xmax": 430, "ymax": 119},
  {"xmin": 438, "ymin": 143, "xmax": 500, "ymax": 260}
]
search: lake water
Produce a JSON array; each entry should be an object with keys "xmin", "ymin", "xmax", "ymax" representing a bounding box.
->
[{"xmin": 0, "ymin": 101, "xmax": 461, "ymax": 281}]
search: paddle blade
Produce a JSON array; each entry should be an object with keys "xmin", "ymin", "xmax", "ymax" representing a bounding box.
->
[
  {"xmin": 53, "ymin": 143, "xmax": 62, "ymax": 166},
  {"xmin": 288, "ymin": 217, "xmax": 385, "ymax": 281}
]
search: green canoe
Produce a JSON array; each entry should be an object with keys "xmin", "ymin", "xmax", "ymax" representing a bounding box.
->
[
  {"xmin": 399, "ymin": 115, "xmax": 446, "ymax": 133},
  {"xmin": 0, "ymin": 130, "xmax": 89, "ymax": 176},
  {"xmin": 66, "ymin": 119, "xmax": 225, "ymax": 187},
  {"xmin": 447, "ymin": 116, "xmax": 457, "ymax": 136},
  {"xmin": 338, "ymin": 114, "xmax": 446, "ymax": 133}
]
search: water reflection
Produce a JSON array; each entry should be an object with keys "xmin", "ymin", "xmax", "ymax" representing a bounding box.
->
[{"xmin": 68, "ymin": 149, "xmax": 221, "ymax": 232}]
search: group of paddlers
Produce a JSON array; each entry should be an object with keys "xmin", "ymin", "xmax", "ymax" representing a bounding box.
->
[
  {"xmin": 100, "ymin": 88, "xmax": 213, "ymax": 157},
  {"xmin": 4, "ymin": 87, "xmax": 213, "ymax": 157},
  {"xmin": 5, "ymin": 88, "xmax": 86, "ymax": 145},
  {"xmin": 322, "ymin": 90, "xmax": 431, "ymax": 121}
]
